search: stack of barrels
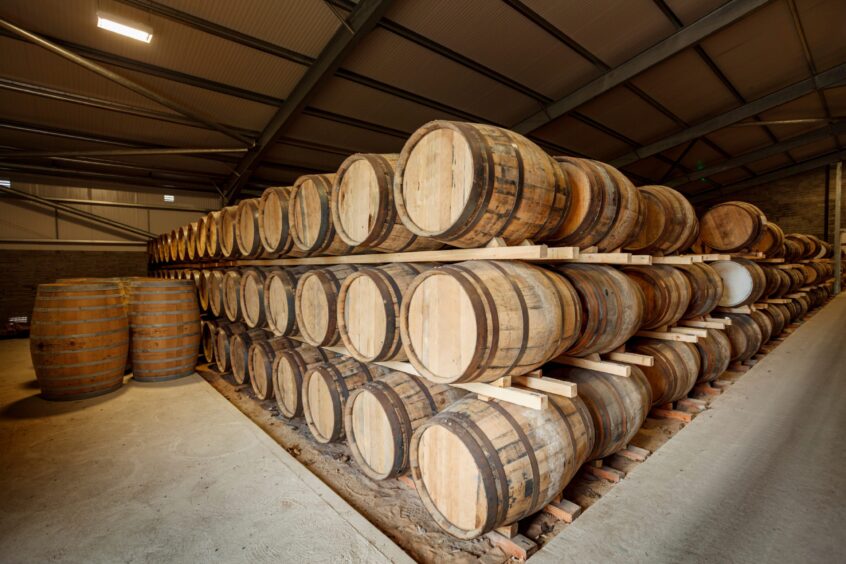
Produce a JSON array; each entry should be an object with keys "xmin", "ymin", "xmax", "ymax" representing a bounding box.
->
[{"xmin": 144, "ymin": 118, "xmax": 838, "ymax": 540}]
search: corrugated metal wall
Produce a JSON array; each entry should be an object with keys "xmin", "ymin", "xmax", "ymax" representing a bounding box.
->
[{"xmin": 0, "ymin": 181, "xmax": 219, "ymax": 252}]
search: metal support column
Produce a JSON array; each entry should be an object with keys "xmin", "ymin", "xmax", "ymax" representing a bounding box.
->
[{"xmin": 834, "ymin": 161, "xmax": 842, "ymax": 294}]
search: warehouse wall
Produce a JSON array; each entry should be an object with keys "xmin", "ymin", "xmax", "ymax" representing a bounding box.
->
[
  {"xmin": 699, "ymin": 166, "xmax": 843, "ymax": 242},
  {"xmin": 0, "ymin": 179, "xmax": 219, "ymax": 326}
]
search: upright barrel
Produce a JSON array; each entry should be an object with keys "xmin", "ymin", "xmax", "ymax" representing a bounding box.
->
[
  {"xmin": 345, "ymin": 372, "xmax": 467, "ymax": 480},
  {"xmin": 401, "ymin": 260, "xmax": 581, "ymax": 384},
  {"xmin": 394, "ymin": 120, "xmax": 569, "ymax": 248},
  {"xmin": 410, "ymin": 395, "xmax": 594, "ymax": 539},
  {"xmin": 289, "ymin": 174, "xmax": 354, "ymax": 256},
  {"xmin": 338, "ymin": 262, "xmax": 435, "ymax": 362},
  {"xmin": 30, "ymin": 282, "xmax": 128, "ymax": 400},
  {"xmin": 128, "ymin": 279, "xmax": 200, "ymax": 382},
  {"xmin": 331, "ymin": 153, "xmax": 443, "ymax": 253}
]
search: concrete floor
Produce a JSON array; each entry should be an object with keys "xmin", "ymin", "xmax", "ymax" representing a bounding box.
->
[
  {"xmin": 533, "ymin": 293, "xmax": 846, "ymax": 563},
  {"xmin": 0, "ymin": 339, "xmax": 410, "ymax": 563}
]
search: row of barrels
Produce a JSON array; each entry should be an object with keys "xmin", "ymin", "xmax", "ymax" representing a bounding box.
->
[{"xmin": 29, "ymin": 278, "xmax": 200, "ymax": 401}]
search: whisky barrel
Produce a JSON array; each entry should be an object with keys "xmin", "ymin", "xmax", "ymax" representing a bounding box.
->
[
  {"xmin": 195, "ymin": 215, "xmax": 208, "ymax": 259},
  {"xmin": 331, "ymin": 153, "xmax": 444, "ymax": 252},
  {"xmin": 750, "ymin": 222, "xmax": 785, "ymax": 257},
  {"xmin": 214, "ymin": 322, "xmax": 248, "ymax": 373},
  {"xmin": 128, "ymin": 279, "xmax": 200, "ymax": 382},
  {"xmin": 176, "ymin": 225, "xmax": 188, "ymax": 262},
  {"xmin": 554, "ymin": 264, "xmax": 643, "ymax": 356},
  {"xmin": 774, "ymin": 303, "xmax": 793, "ymax": 325},
  {"xmin": 785, "ymin": 233, "xmax": 816, "ymax": 259},
  {"xmin": 545, "ymin": 365, "xmax": 651, "ymax": 460},
  {"xmin": 295, "ymin": 264, "xmax": 360, "ymax": 347},
  {"xmin": 248, "ymin": 336, "xmax": 296, "ymax": 401},
  {"xmin": 711, "ymin": 259, "xmax": 766, "ymax": 307},
  {"xmin": 338, "ymin": 262, "xmax": 435, "ymax": 362},
  {"xmin": 198, "ymin": 271, "xmax": 211, "ymax": 312},
  {"xmin": 239, "ymin": 268, "xmax": 267, "ymax": 328},
  {"xmin": 624, "ymin": 185, "xmax": 697, "ymax": 254},
  {"xmin": 550, "ymin": 158, "xmax": 641, "ymax": 250},
  {"xmin": 409, "ymin": 395, "xmax": 594, "ymax": 539},
  {"xmin": 257, "ymin": 186, "xmax": 303, "ymax": 257},
  {"xmin": 676, "ymin": 263, "xmax": 724, "ymax": 319},
  {"xmin": 186, "ymin": 222, "xmax": 199, "ymax": 261},
  {"xmin": 800, "ymin": 263, "xmax": 819, "ymax": 285},
  {"xmin": 750, "ymin": 310, "xmax": 773, "ymax": 343},
  {"xmin": 230, "ymin": 328, "xmax": 267, "ymax": 385},
  {"xmin": 264, "ymin": 266, "xmax": 313, "ymax": 336},
  {"xmin": 219, "ymin": 205, "xmax": 240, "ymax": 259},
  {"xmin": 781, "ymin": 265, "xmax": 806, "ymax": 293},
  {"xmin": 761, "ymin": 265, "xmax": 783, "ymax": 298},
  {"xmin": 401, "ymin": 260, "xmax": 581, "ymax": 384},
  {"xmin": 301, "ymin": 357, "xmax": 390, "ymax": 444},
  {"xmin": 222, "ymin": 269, "xmax": 243, "ymax": 323},
  {"xmin": 289, "ymin": 174, "xmax": 354, "ymax": 256},
  {"xmin": 394, "ymin": 120, "xmax": 568, "ymax": 248},
  {"xmin": 200, "ymin": 319, "xmax": 222, "ymax": 364},
  {"xmin": 208, "ymin": 271, "xmax": 225, "ymax": 317},
  {"xmin": 712, "ymin": 313, "xmax": 762, "ymax": 362},
  {"xmin": 783, "ymin": 238, "xmax": 803, "ymax": 261},
  {"xmin": 205, "ymin": 210, "xmax": 222, "ymax": 259},
  {"xmin": 236, "ymin": 198, "xmax": 263, "ymax": 258},
  {"xmin": 699, "ymin": 202, "xmax": 767, "ymax": 252},
  {"xmin": 762, "ymin": 304, "xmax": 787, "ymax": 338},
  {"xmin": 629, "ymin": 338, "xmax": 700, "ymax": 406},
  {"xmin": 271, "ymin": 344, "xmax": 336, "ymax": 418},
  {"xmin": 30, "ymin": 282, "xmax": 128, "ymax": 400},
  {"xmin": 694, "ymin": 329, "xmax": 731, "ymax": 383},
  {"xmin": 345, "ymin": 372, "xmax": 467, "ymax": 480},
  {"xmin": 621, "ymin": 265, "xmax": 691, "ymax": 329},
  {"xmin": 168, "ymin": 229, "xmax": 178, "ymax": 262}
]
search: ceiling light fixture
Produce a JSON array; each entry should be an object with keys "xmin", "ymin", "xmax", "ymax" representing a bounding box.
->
[{"xmin": 96, "ymin": 12, "xmax": 153, "ymax": 43}]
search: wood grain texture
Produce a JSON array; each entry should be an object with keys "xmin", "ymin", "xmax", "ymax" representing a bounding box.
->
[
  {"xmin": 629, "ymin": 338, "xmax": 700, "ymax": 406},
  {"xmin": 289, "ymin": 174, "xmax": 354, "ymax": 256},
  {"xmin": 271, "ymin": 343, "xmax": 336, "ymax": 419}
]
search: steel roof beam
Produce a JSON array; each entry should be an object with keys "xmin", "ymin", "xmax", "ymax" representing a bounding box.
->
[
  {"xmin": 612, "ymin": 63, "xmax": 846, "ymax": 167},
  {"xmin": 511, "ymin": 0, "xmax": 771, "ymax": 134},
  {"xmin": 223, "ymin": 0, "xmax": 395, "ymax": 203}
]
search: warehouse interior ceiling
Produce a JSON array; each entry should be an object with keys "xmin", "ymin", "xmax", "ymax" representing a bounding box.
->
[{"xmin": 0, "ymin": 0, "xmax": 844, "ymax": 205}]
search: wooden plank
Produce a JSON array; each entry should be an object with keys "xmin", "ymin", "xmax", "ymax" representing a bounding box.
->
[
  {"xmin": 764, "ymin": 298, "xmax": 792, "ymax": 304},
  {"xmin": 454, "ymin": 382, "xmax": 548, "ymax": 410},
  {"xmin": 549, "ymin": 355, "xmax": 631, "ymax": 377},
  {"xmin": 628, "ymin": 254, "xmax": 652, "ymax": 265},
  {"xmin": 705, "ymin": 316, "xmax": 732, "ymax": 325},
  {"xmin": 679, "ymin": 319, "xmax": 724, "ymax": 329},
  {"xmin": 512, "ymin": 374, "xmax": 578, "ymax": 398},
  {"xmin": 701, "ymin": 254, "xmax": 731, "ymax": 261},
  {"xmin": 670, "ymin": 326, "xmax": 708, "ymax": 338},
  {"xmin": 617, "ymin": 445, "xmax": 651, "ymax": 462},
  {"xmin": 539, "ymin": 246, "xmax": 579, "ymax": 261},
  {"xmin": 651, "ymin": 255, "xmax": 694, "ymax": 265},
  {"xmin": 542, "ymin": 499, "xmax": 582, "ymax": 523},
  {"xmin": 583, "ymin": 465, "xmax": 625, "ymax": 483},
  {"xmin": 635, "ymin": 330, "xmax": 698, "ymax": 343},
  {"xmin": 566, "ymin": 252, "xmax": 636, "ymax": 265},
  {"xmin": 488, "ymin": 531, "xmax": 537, "ymax": 561},
  {"xmin": 605, "ymin": 351, "xmax": 654, "ymax": 367},
  {"xmin": 715, "ymin": 305, "xmax": 754, "ymax": 314}
]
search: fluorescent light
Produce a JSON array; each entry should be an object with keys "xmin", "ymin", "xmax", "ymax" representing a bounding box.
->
[
  {"xmin": 97, "ymin": 12, "xmax": 153, "ymax": 43},
  {"xmin": 163, "ymin": 194, "xmax": 175, "ymax": 202}
]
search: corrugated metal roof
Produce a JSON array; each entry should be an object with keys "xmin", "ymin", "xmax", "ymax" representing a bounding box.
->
[
  {"xmin": 795, "ymin": 0, "xmax": 846, "ymax": 71},
  {"xmin": 744, "ymin": 152, "xmax": 795, "ymax": 173},
  {"xmin": 577, "ymin": 87, "xmax": 680, "ymax": 145},
  {"xmin": 704, "ymin": 126, "xmax": 772, "ymax": 156},
  {"xmin": 758, "ymin": 92, "xmax": 826, "ymax": 140},
  {"xmin": 533, "ymin": 114, "xmax": 631, "ymax": 159},
  {"xmin": 665, "ymin": 0, "xmax": 732, "ymax": 25}
]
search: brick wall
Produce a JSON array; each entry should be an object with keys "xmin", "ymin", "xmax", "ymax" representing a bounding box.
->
[
  {"xmin": 0, "ymin": 251, "xmax": 147, "ymax": 324},
  {"xmin": 699, "ymin": 166, "xmax": 843, "ymax": 242}
]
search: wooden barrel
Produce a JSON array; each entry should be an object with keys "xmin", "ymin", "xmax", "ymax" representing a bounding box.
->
[
  {"xmin": 763, "ymin": 304, "xmax": 787, "ymax": 338},
  {"xmin": 295, "ymin": 264, "xmax": 361, "ymax": 347},
  {"xmin": 271, "ymin": 344, "xmax": 336, "ymax": 418},
  {"xmin": 214, "ymin": 322, "xmax": 248, "ymax": 373},
  {"xmin": 621, "ymin": 265, "xmax": 691, "ymax": 329},
  {"xmin": 223, "ymin": 269, "xmax": 243, "ymax": 323},
  {"xmin": 331, "ymin": 153, "xmax": 444, "ymax": 253},
  {"xmin": 128, "ymin": 279, "xmax": 200, "ymax": 382},
  {"xmin": 629, "ymin": 338, "xmax": 700, "ymax": 406},
  {"xmin": 230, "ymin": 328, "xmax": 267, "ymax": 385},
  {"xmin": 750, "ymin": 310, "xmax": 773, "ymax": 343},
  {"xmin": 236, "ymin": 198, "xmax": 263, "ymax": 258},
  {"xmin": 711, "ymin": 259, "xmax": 766, "ymax": 307},
  {"xmin": 176, "ymin": 225, "xmax": 188, "ymax": 262},
  {"xmin": 248, "ymin": 336, "xmax": 296, "ymax": 400},
  {"xmin": 554, "ymin": 264, "xmax": 643, "ymax": 356},
  {"xmin": 750, "ymin": 222, "xmax": 785, "ymax": 257},
  {"xmin": 409, "ymin": 394, "xmax": 594, "ymax": 539},
  {"xmin": 712, "ymin": 313, "xmax": 762, "ymax": 362},
  {"xmin": 783, "ymin": 238, "xmax": 803, "ymax": 261},
  {"xmin": 168, "ymin": 229, "xmax": 178, "ymax": 262},
  {"xmin": 782, "ymin": 265, "xmax": 806, "ymax": 293},
  {"xmin": 257, "ymin": 186, "xmax": 303, "ymax": 257},
  {"xmin": 694, "ymin": 329, "xmax": 731, "ymax": 383},
  {"xmin": 208, "ymin": 271, "xmax": 226, "ymax": 317},
  {"xmin": 800, "ymin": 263, "xmax": 819, "ymax": 285},
  {"xmin": 219, "ymin": 205, "xmax": 240, "ymax": 259},
  {"xmin": 289, "ymin": 174, "xmax": 354, "ymax": 256},
  {"xmin": 185, "ymin": 222, "xmax": 199, "ymax": 261},
  {"xmin": 624, "ymin": 185, "xmax": 697, "ymax": 254},
  {"xmin": 401, "ymin": 260, "xmax": 581, "ymax": 384},
  {"xmin": 30, "ymin": 282, "xmax": 128, "ymax": 400},
  {"xmin": 264, "ymin": 266, "xmax": 312, "ymax": 336},
  {"xmin": 345, "ymin": 371, "xmax": 467, "ymax": 480},
  {"xmin": 301, "ymin": 357, "xmax": 390, "ymax": 444},
  {"xmin": 195, "ymin": 215, "xmax": 208, "ymax": 259},
  {"xmin": 205, "ymin": 210, "xmax": 222, "ymax": 259},
  {"xmin": 545, "ymin": 365, "xmax": 651, "ymax": 460},
  {"xmin": 338, "ymin": 262, "xmax": 435, "ymax": 362},
  {"xmin": 394, "ymin": 120, "xmax": 568, "ymax": 248},
  {"xmin": 551, "ymin": 158, "xmax": 641, "ymax": 250},
  {"xmin": 785, "ymin": 233, "xmax": 817, "ymax": 259},
  {"xmin": 197, "ymin": 271, "xmax": 211, "ymax": 312},
  {"xmin": 200, "ymin": 319, "xmax": 222, "ymax": 364},
  {"xmin": 774, "ymin": 303, "xmax": 793, "ymax": 325},
  {"xmin": 675, "ymin": 263, "xmax": 723, "ymax": 319},
  {"xmin": 239, "ymin": 268, "xmax": 268, "ymax": 328},
  {"xmin": 699, "ymin": 202, "xmax": 767, "ymax": 252}
]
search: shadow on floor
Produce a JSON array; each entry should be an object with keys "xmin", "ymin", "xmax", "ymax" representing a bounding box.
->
[{"xmin": 2, "ymin": 384, "xmax": 130, "ymax": 419}]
